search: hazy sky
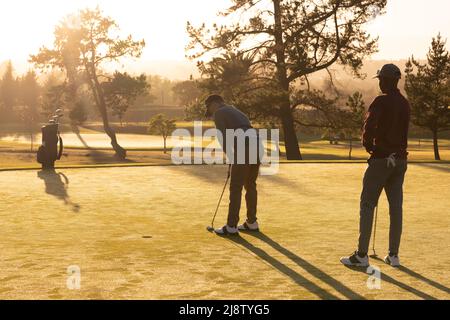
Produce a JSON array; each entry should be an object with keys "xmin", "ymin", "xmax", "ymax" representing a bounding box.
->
[{"xmin": 0, "ymin": 0, "xmax": 449, "ymax": 76}]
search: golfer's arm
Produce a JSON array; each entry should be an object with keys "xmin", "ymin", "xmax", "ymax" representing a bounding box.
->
[{"xmin": 362, "ymin": 100, "xmax": 381, "ymax": 152}]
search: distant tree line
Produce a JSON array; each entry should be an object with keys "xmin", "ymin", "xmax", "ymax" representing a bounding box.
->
[{"xmin": 0, "ymin": 62, "xmax": 41, "ymax": 125}]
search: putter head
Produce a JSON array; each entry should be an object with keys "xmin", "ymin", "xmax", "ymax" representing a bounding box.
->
[
  {"xmin": 370, "ymin": 253, "xmax": 383, "ymax": 261},
  {"xmin": 206, "ymin": 226, "xmax": 214, "ymax": 233},
  {"xmin": 370, "ymin": 250, "xmax": 378, "ymax": 259}
]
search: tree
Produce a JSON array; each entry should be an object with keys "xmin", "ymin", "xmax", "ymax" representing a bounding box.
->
[
  {"xmin": 172, "ymin": 78, "xmax": 203, "ymax": 107},
  {"xmin": 296, "ymin": 91, "xmax": 365, "ymax": 159},
  {"xmin": 148, "ymin": 114, "xmax": 176, "ymax": 154},
  {"xmin": 69, "ymin": 100, "xmax": 88, "ymax": 126},
  {"xmin": 188, "ymin": 52, "xmax": 283, "ymax": 126},
  {"xmin": 102, "ymin": 72, "xmax": 149, "ymax": 126},
  {"xmin": 41, "ymin": 83, "xmax": 66, "ymax": 120},
  {"xmin": 147, "ymin": 75, "xmax": 176, "ymax": 106},
  {"xmin": 187, "ymin": 0, "xmax": 386, "ymax": 159},
  {"xmin": 18, "ymin": 70, "xmax": 41, "ymax": 151},
  {"xmin": 197, "ymin": 52, "xmax": 257, "ymax": 101},
  {"xmin": 184, "ymin": 98, "xmax": 208, "ymax": 121},
  {"xmin": 340, "ymin": 92, "xmax": 366, "ymax": 160},
  {"xmin": 0, "ymin": 61, "xmax": 18, "ymax": 122},
  {"xmin": 405, "ymin": 34, "xmax": 450, "ymax": 160},
  {"xmin": 30, "ymin": 7, "xmax": 145, "ymax": 159}
]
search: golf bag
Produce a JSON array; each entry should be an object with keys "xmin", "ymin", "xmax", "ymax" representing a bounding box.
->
[{"xmin": 37, "ymin": 123, "xmax": 63, "ymax": 169}]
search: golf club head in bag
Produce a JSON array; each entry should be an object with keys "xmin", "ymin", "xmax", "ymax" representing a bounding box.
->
[{"xmin": 51, "ymin": 109, "xmax": 64, "ymax": 124}]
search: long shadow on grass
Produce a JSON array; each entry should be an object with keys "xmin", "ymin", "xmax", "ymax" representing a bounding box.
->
[
  {"xmin": 244, "ymin": 232, "xmax": 365, "ymax": 300},
  {"xmin": 71, "ymin": 124, "xmax": 92, "ymax": 149},
  {"xmin": 84, "ymin": 149, "xmax": 137, "ymax": 164},
  {"xmin": 167, "ymin": 164, "xmax": 229, "ymax": 184},
  {"xmin": 345, "ymin": 256, "xmax": 440, "ymax": 300},
  {"xmin": 225, "ymin": 235, "xmax": 341, "ymax": 300},
  {"xmin": 370, "ymin": 256, "xmax": 450, "ymax": 295},
  {"xmin": 301, "ymin": 153, "xmax": 350, "ymax": 161},
  {"xmin": 398, "ymin": 266, "xmax": 450, "ymax": 295},
  {"xmin": 170, "ymin": 164, "xmax": 306, "ymax": 191},
  {"xmin": 344, "ymin": 264, "xmax": 437, "ymax": 300},
  {"xmin": 414, "ymin": 163, "xmax": 450, "ymax": 173}
]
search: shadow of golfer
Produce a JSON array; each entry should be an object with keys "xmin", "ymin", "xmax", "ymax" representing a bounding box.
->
[
  {"xmin": 398, "ymin": 266, "xmax": 450, "ymax": 295},
  {"xmin": 37, "ymin": 169, "xmax": 80, "ymax": 213},
  {"xmin": 370, "ymin": 255, "xmax": 450, "ymax": 295},
  {"xmin": 244, "ymin": 232, "xmax": 365, "ymax": 300},
  {"xmin": 224, "ymin": 235, "xmax": 343, "ymax": 300},
  {"xmin": 343, "ymin": 264, "xmax": 437, "ymax": 300}
]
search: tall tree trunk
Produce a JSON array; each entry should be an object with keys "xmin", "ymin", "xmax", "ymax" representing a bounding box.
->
[
  {"xmin": 99, "ymin": 106, "xmax": 126, "ymax": 160},
  {"xmin": 163, "ymin": 137, "xmax": 167, "ymax": 154},
  {"xmin": 280, "ymin": 105, "xmax": 302, "ymax": 159},
  {"xmin": 348, "ymin": 139, "xmax": 353, "ymax": 160},
  {"xmin": 89, "ymin": 66, "xmax": 127, "ymax": 160},
  {"xmin": 273, "ymin": 0, "xmax": 302, "ymax": 160},
  {"xmin": 432, "ymin": 129, "xmax": 441, "ymax": 161}
]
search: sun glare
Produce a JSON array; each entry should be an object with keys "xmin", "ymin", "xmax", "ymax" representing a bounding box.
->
[{"xmin": 0, "ymin": 0, "xmax": 449, "ymax": 75}]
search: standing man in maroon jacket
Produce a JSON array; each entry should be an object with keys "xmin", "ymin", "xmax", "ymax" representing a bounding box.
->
[{"xmin": 341, "ymin": 64, "xmax": 411, "ymax": 268}]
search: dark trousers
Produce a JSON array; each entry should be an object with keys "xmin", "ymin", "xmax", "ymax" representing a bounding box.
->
[
  {"xmin": 358, "ymin": 159, "xmax": 407, "ymax": 256},
  {"xmin": 227, "ymin": 164, "xmax": 260, "ymax": 227}
]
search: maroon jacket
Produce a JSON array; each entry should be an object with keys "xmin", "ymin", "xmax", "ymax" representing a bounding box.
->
[{"xmin": 362, "ymin": 89, "xmax": 411, "ymax": 159}]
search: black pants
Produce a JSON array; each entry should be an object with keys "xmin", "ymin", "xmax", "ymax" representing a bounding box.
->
[
  {"xmin": 227, "ymin": 163, "xmax": 260, "ymax": 227},
  {"xmin": 358, "ymin": 158, "xmax": 408, "ymax": 256}
]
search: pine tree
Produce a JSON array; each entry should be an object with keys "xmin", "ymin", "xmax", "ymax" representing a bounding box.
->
[
  {"xmin": 0, "ymin": 61, "xmax": 18, "ymax": 122},
  {"xmin": 405, "ymin": 34, "xmax": 450, "ymax": 160},
  {"xmin": 18, "ymin": 70, "xmax": 41, "ymax": 151}
]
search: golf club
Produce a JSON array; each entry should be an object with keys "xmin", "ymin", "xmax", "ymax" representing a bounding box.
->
[
  {"xmin": 51, "ymin": 109, "xmax": 64, "ymax": 125},
  {"xmin": 370, "ymin": 204, "xmax": 379, "ymax": 258},
  {"xmin": 206, "ymin": 165, "xmax": 231, "ymax": 233}
]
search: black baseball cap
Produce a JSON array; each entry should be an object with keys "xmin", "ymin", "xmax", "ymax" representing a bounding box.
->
[
  {"xmin": 374, "ymin": 64, "xmax": 402, "ymax": 79},
  {"xmin": 204, "ymin": 95, "xmax": 224, "ymax": 117},
  {"xmin": 205, "ymin": 94, "xmax": 224, "ymax": 106}
]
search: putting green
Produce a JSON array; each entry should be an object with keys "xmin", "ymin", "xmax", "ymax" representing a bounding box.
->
[{"xmin": 0, "ymin": 163, "xmax": 448, "ymax": 299}]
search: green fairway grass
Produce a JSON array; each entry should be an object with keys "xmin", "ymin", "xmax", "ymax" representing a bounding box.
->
[{"xmin": 0, "ymin": 163, "xmax": 448, "ymax": 299}]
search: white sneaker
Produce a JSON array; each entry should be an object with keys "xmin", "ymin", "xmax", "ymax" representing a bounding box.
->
[
  {"xmin": 214, "ymin": 225, "xmax": 239, "ymax": 236},
  {"xmin": 238, "ymin": 221, "xmax": 260, "ymax": 232},
  {"xmin": 384, "ymin": 255, "xmax": 401, "ymax": 267},
  {"xmin": 340, "ymin": 251, "xmax": 369, "ymax": 267}
]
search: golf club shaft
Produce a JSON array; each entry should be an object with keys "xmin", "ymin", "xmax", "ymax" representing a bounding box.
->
[
  {"xmin": 210, "ymin": 167, "xmax": 231, "ymax": 228},
  {"xmin": 372, "ymin": 204, "xmax": 378, "ymax": 255}
]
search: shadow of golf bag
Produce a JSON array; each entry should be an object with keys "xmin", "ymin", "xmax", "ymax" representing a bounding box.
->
[{"xmin": 37, "ymin": 123, "xmax": 63, "ymax": 169}]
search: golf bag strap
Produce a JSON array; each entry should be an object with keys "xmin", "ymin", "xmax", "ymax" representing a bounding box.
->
[{"xmin": 57, "ymin": 134, "xmax": 63, "ymax": 160}]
